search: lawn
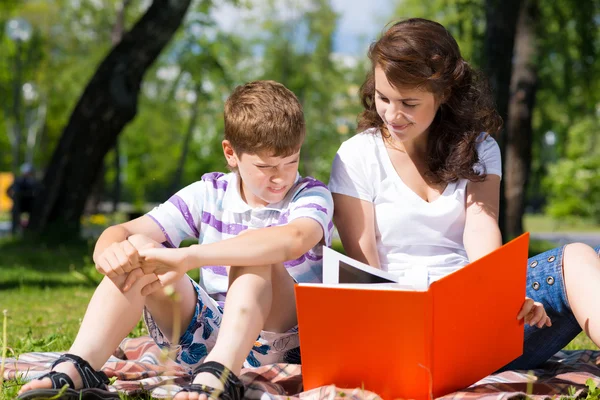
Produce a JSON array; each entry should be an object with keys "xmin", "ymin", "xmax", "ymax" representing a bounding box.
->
[
  {"xmin": 1, "ymin": 234, "xmax": 598, "ymax": 399},
  {"xmin": 524, "ymin": 214, "xmax": 600, "ymax": 233}
]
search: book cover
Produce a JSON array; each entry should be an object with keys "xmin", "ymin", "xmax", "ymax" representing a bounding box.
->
[{"xmin": 295, "ymin": 233, "xmax": 529, "ymax": 400}]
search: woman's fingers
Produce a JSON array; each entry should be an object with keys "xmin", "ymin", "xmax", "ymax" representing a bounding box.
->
[{"xmin": 517, "ymin": 298, "xmax": 534, "ymax": 320}]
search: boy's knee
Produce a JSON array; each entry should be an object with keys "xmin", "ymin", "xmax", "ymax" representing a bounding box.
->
[
  {"xmin": 229, "ymin": 263, "xmax": 291, "ymax": 285},
  {"xmin": 103, "ymin": 272, "xmax": 163, "ymax": 297},
  {"xmin": 228, "ymin": 264, "xmax": 278, "ymax": 285},
  {"xmin": 127, "ymin": 233, "xmax": 162, "ymax": 250},
  {"xmin": 230, "ymin": 263, "xmax": 272, "ymax": 275}
]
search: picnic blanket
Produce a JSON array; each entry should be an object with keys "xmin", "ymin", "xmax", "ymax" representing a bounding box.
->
[{"xmin": 2, "ymin": 336, "xmax": 600, "ymax": 399}]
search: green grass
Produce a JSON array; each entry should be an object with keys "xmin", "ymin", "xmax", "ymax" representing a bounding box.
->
[
  {"xmin": 528, "ymin": 238, "xmax": 562, "ymax": 258},
  {"xmin": 2, "ymin": 287, "xmax": 95, "ymax": 355},
  {"xmin": 525, "ymin": 214, "xmax": 600, "ymax": 233},
  {"xmin": 1, "ymin": 236, "xmax": 598, "ymax": 400}
]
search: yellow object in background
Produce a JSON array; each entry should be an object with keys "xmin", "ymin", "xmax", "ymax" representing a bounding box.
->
[{"xmin": 0, "ymin": 172, "xmax": 14, "ymax": 212}]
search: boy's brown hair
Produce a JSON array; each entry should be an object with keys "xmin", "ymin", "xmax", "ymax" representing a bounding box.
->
[{"xmin": 224, "ymin": 80, "xmax": 305, "ymax": 157}]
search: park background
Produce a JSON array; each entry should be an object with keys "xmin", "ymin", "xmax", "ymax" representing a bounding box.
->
[{"xmin": 0, "ymin": 0, "xmax": 599, "ymax": 398}]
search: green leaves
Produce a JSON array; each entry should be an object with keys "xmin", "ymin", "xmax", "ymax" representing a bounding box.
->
[
  {"xmin": 393, "ymin": 0, "xmax": 486, "ymax": 66},
  {"xmin": 544, "ymin": 117, "xmax": 600, "ymax": 222}
]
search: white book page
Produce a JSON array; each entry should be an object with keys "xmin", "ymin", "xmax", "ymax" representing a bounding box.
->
[
  {"xmin": 322, "ymin": 247, "xmax": 399, "ymax": 284},
  {"xmin": 319, "ymin": 247, "xmax": 429, "ymax": 291},
  {"xmin": 299, "ymin": 282, "xmax": 427, "ymax": 291}
]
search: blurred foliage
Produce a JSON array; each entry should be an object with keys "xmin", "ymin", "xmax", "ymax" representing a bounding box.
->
[
  {"xmin": 528, "ymin": 0, "xmax": 600, "ymax": 215},
  {"xmin": 0, "ymin": 0, "xmax": 364, "ymax": 210},
  {"xmin": 0, "ymin": 0, "xmax": 599, "ymax": 217},
  {"xmin": 543, "ymin": 117, "xmax": 600, "ymax": 222},
  {"xmin": 393, "ymin": 0, "xmax": 486, "ymax": 66},
  {"xmin": 253, "ymin": 0, "xmax": 364, "ymax": 182}
]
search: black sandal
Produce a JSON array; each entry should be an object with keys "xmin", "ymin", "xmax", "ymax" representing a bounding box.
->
[
  {"xmin": 177, "ymin": 361, "xmax": 245, "ymax": 400},
  {"xmin": 17, "ymin": 353, "xmax": 120, "ymax": 400}
]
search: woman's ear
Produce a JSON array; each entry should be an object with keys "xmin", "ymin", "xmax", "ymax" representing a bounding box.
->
[{"xmin": 222, "ymin": 140, "xmax": 238, "ymax": 169}]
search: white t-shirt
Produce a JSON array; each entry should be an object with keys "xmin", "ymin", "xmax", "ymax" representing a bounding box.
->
[{"xmin": 328, "ymin": 129, "xmax": 502, "ymax": 282}]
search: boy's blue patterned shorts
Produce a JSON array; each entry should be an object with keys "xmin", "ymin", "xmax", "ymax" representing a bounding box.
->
[{"xmin": 143, "ymin": 276, "xmax": 301, "ymax": 373}]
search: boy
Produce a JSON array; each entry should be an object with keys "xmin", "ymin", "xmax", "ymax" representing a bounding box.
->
[{"xmin": 18, "ymin": 80, "xmax": 333, "ymax": 400}]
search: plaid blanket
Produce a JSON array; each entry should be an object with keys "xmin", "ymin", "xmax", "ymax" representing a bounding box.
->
[{"xmin": 2, "ymin": 336, "xmax": 599, "ymax": 399}]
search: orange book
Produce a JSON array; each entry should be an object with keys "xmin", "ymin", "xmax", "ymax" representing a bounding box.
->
[{"xmin": 295, "ymin": 233, "xmax": 529, "ymax": 400}]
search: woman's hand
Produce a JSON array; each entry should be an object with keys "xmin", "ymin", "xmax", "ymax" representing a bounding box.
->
[{"xmin": 517, "ymin": 298, "xmax": 552, "ymax": 328}]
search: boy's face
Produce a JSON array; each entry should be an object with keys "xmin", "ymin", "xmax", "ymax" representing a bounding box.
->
[{"xmin": 223, "ymin": 140, "xmax": 300, "ymax": 207}]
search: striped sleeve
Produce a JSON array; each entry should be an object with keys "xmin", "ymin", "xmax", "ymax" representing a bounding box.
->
[
  {"xmin": 146, "ymin": 181, "xmax": 205, "ymax": 248},
  {"xmin": 287, "ymin": 178, "xmax": 334, "ymax": 246}
]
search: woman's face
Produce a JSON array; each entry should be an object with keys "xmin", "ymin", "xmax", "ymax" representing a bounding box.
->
[{"xmin": 374, "ymin": 66, "xmax": 441, "ymax": 146}]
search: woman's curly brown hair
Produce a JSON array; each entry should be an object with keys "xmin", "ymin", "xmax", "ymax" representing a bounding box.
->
[{"xmin": 358, "ymin": 18, "xmax": 503, "ymax": 183}]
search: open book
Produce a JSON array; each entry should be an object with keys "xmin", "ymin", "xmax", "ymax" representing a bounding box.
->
[
  {"xmin": 295, "ymin": 233, "xmax": 529, "ymax": 400},
  {"xmin": 321, "ymin": 246, "xmax": 429, "ymax": 290}
]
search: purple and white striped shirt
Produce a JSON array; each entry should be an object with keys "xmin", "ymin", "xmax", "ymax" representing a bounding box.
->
[{"xmin": 147, "ymin": 171, "xmax": 334, "ymax": 297}]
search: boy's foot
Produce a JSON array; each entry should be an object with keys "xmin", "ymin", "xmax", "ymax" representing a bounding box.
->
[
  {"xmin": 174, "ymin": 372, "xmax": 224, "ymax": 400},
  {"xmin": 17, "ymin": 353, "xmax": 118, "ymax": 399},
  {"xmin": 174, "ymin": 361, "xmax": 244, "ymax": 400},
  {"xmin": 18, "ymin": 361, "xmax": 83, "ymax": 394}
]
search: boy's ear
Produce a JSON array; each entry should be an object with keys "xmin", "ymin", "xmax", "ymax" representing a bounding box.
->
[{"xmin": 222, "ymin": 140, "xmax": 238, "ymax": 168}]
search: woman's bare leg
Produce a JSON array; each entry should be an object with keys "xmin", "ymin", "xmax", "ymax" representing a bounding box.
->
[{"xmin": 562, "ymin": 243, "xmax": 600, "ymax": 345}]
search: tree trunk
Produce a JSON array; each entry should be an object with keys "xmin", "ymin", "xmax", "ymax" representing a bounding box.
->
[
  {"xmin": 483, "ymin": 0, "xmax": 522, "ymax": 239},
  {"xmin": 504, "ymin": 0, "xmax": 539, "ymax": 239},
  {"xmin": 113, "ymin": 140, "xmax": 121, "ymax": 213},
  {"xmin": 111, "ymin": 0, "xmax": 131, "ymax": 214},
  {"xmin": 27, "ymin": 0, "xmax": 192, "ymax": 239}
]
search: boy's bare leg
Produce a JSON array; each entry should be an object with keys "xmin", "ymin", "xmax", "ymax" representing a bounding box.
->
[
  {"xmin": 563, "ymin": 243, "xmax": 600, "ymax": 346},
  {"xmin": 174, "ymin": 262, "xmax": 296, "ymax": 400},
  {"xmin": 19, "ymin": 235, "xmax": 197, "ymax": 394}
]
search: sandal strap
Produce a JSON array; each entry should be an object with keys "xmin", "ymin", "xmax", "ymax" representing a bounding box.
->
[
  {"xmin": 179, "ymin": 383, "xmax": 218, "ymax": 396},
  {"xmin": 192, "ymin": 361, "xmax": 244, "ymax": 400},
  {"xmin": 37, "ymin": 371, "xmax": 74, "ymax": 390},
  {"xmin": 51, "ymin": 353, "xmax": 110, "ymax": 389}
]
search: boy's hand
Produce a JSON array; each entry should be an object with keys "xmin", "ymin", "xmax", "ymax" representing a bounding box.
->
[
  {"xmin": 517, "ymin": 297, "xmax": 552, "ymax": 328},
  {"xmin": 132, "ymin": 247, "xmax": 195, "ymax": 295},
  {"xmin": 95, "ymin": 240, "xmax": 140, "ymax": 278}
]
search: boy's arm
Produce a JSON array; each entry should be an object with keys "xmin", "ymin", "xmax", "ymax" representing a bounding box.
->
[
  {"xmin": 190, "ymin": 217, "xmax": 324, "ymax": 268},
  {"xmin": 135, "ymin": 179, "xmax": 332, "ymax": 293},
  {"xmin": 139, "ymin": 217, "xmax": 324, "ymax": 275}
]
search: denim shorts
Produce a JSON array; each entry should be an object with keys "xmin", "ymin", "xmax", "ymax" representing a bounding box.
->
[
  {"xmin": 143, "ymin": 276, "xmax": 301, "ymax": 373},
  {"xmin": 500, "ymin": 244, "xmax": 600, "ymax": 370}
]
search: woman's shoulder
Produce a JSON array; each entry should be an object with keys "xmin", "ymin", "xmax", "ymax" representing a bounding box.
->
[
  {"xmin": 475, "ymin": 132, "xmax": 500, "ymax": 155},
  {"xmin": 474, "ymin": 133, "xmax": 502, "ymax": 175},
  {"xmin": 338, "ymin": 128, "xmax": 381, "ymax": 153}
]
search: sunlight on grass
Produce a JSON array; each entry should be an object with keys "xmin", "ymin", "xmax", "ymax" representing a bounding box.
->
[
  {"xmin": 564, "ymin": 332, "xmax": 599, "ymax": 351},
  {"xmin": 1, "ymin": 287, "xmax": 95, "ymax": 354},
  {"xmin": 525, "ymin": 214, "xmax": 600, "ymax": 233}
]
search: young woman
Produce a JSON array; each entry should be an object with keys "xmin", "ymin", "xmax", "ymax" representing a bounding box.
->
[{"xmin": 329, "ymin": 18, "xmax": 600, "ymax": 370}]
